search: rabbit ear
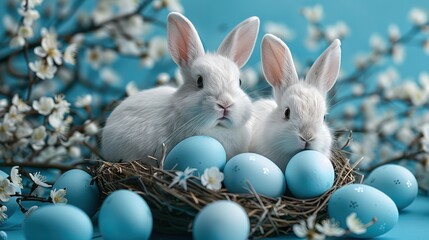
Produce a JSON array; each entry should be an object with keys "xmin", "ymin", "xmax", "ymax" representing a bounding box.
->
[
  {"xmin": 305, "ymin": 39, "xmax": 341, "ymax": 93},
  {"xmin": 261, "ymin": 34, "xmax": 299, "ymax": 96},
  {"xmin": 217, "ymin": 16, "xmax": 260, "ymax": 68},
  {"xmin": 168, "ymin": 12, "xmax": 205, "ymax": 68}
]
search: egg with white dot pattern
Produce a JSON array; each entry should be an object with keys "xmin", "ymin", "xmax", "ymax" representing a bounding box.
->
[
  {"xmin": 328, "ymin": 184, "xmax": 398, "ymax": 238},
  {"xmin": 365, "ymin": 164, "xmax": 418, "ymax": 210},
  {"xmin": 223, "ymin": 153, "xmax": 286, "ymax": 198}
]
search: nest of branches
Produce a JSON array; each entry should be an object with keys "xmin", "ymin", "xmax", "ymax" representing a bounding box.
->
[{"xmin": 94, "ymin": 148, "xmax": 355, "ymax": 239}]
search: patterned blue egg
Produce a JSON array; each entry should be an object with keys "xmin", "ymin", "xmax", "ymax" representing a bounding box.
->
[
  {"xmin": 52, "ymin": 169, "xmax": 100, "ymax": 217},
  {"xmin": 365, "ymin": 164, "xmax": 418, "ymax": 210},
  {"xmin": 99, "ymin": 190, "xmax": 153, "ymax": 240},
  {"xmin": 0, "ymin": 170, "xmax": 21, "ymax": 221},
  {"xmin": 164, "ymin": 136, "xmax": 226, "ymax": 175},
  {"xmin": 193, "ymin": 200, "xmax": 249, "ymax": 240},
  {"xmin": 23, "ymin": 205, "xmax": 93, "ymax": 240},
  {"xmin": 328, "ymin": 184, "xmax": 398, "ymax": 238},
  {"xmin": 285, "ymin": 150, "xmax": 334, "ymax": 198},
  {"xmin": 223, "ymin": 153, "xmax": 286, "ymax": 198}
]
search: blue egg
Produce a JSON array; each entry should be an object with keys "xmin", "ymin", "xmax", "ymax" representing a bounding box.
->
[
  {"xmin": 0, "ymin": 170, "xmax": 21, "ymax": 220},
  {"xmin": 223, "ymin": 153, "xmax": 286, "ymax": 198},
  {"xmin": 285, "ymin": 150, "xmax": 334, "ymax": 198},
  {"xmin": 193, "ymin": 200, "xmax": 249, "ymax": 240},
  {"xmin": 23, "ymin": 205, "xmax": 93, "ymax": 240},
  {"xmin": 52, "ymin": 169, "xmax": 100, "ymax": 217},
  {"xmin": 164, "ymin": 136, "xmax": 226, "ymax": 175},
  {"xmin": 328, "ymin": 184, "xmax": 398, "ymax": 238},
  {"xmin": 365, "ymin": 164, "xmax": 418, "ymax": 210},
  {"xmin": 99, "ymin": 190, "xmax": 153, "ymax": 240}
]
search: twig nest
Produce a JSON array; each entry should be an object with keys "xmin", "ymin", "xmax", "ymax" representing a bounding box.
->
[{"xmin": 94, "ymin": 149, "xmax": 355, "ymax": 238}]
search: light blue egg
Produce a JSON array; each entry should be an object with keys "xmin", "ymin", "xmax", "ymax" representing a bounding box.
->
[
  {"xmin": 193, "ymin": 200, "xmax": 249, "ymax": 240},
  {"xmin": 23, "ymin": 205, "xmax": 93, "ymax": 240},
  {"xmin": 0, "ymin": 170, "xmax": 21, "ymax": 220},
  {"xmin": 365, "ymin": 164, "xmax": 418, "ymax": 210},
  {"xmin": 164, "ymin": 136, "xmax": 226, "ymax": 175},
  {"xmin": 285, "ymin": 150, "xmax": 334, "ymax": 198},
  {"xmin": 52, "ymin": 169, "xmax": 100, "ymax": 217},
  {"xmin": 328, "ymin": 184, "xmax": 398, "ymax": 238},
  {"xmin": 223, "ymin": 153, "xmax": 286, "ymax": 198},
  {"xmin": 99, "ymin": 190, "xmax": 153, "ymax": 240}
]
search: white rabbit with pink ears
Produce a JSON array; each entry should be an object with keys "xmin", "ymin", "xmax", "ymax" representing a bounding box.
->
[
  {"xmin": 102, "ymin": 13, "xmax": 260, "ymax": 163},
  {"xmin": 249, "ymin": 34, "xmax": 341, "ymax": 171}
]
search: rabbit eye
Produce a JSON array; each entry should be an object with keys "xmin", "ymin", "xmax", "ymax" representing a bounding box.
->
[
  {"xmin": 324, "ymin": 114, "xmax": 327, "ymax": 121},
  {"xmin": 197, "ymin": 75, "xmax": 203, "ymax": 89},
  {"xmin": 239, "ymin": 79, "xmax": 242, "ymax": 86},
  {"xmin": 284, "ymin": 108, "xmax": 290, "ymax": 120}
]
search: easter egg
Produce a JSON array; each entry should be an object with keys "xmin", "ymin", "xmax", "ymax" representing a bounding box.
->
[
  {"xmin": 99, "ymin": 190, "xmax": 153, "ymax": 240},
  {"xmin": 193, "ymin": 200, "xmax": 249, "ymax": 240},
  {"xmin": 164, "ymin": 136, "xmax": 227, "ymax": 175},
  {"xmin": 285, "ymin": 150, "xmax": 334, "ymax": 198},
  {"xmin": 0, "ymin": 170, "xmax": 21, "ymax": 220},
  {"xmin": 328, "ymin": 184, "xmax": 398, "ymax": 238},
  {"xmin": 52, "ymin": 169, "xmax": 100, "ymax": 217},
  {"xmin": 365, "ymin": 164, "xmax": 418, "ymax": 210},
  {"xmin": 223, "ymin": 153, "xmax": 286, "ymax": 198},
  {"xmin": 23, "ymin": 205, "xmax": 93, "ymax": 240}
]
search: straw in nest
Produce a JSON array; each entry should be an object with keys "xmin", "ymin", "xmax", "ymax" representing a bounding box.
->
[{"xmin": 94, "ymin": 146, "xmax": 356, "ymax": 239}]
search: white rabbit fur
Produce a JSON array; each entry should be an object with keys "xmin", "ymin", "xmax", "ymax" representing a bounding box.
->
[
  {"xmin": 101, "ymin": 12, "xmax": 260, "ymax": 163},
  {"xmin": 249, "ymin": 34, "xmax": 341, "ymax": 171}
]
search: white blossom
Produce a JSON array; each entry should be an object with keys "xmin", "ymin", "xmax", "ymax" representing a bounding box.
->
[
  {"xmin": 168, "ymin": 167, "xmax": 197, "ymax": 191},
  {"xmin": 32, "ymin": 96, "xmax": 55, "ymax": 115},
  {"xmin": 293, "ymin": 214, "xmax": 325, "ymax": 240},
  {"xmin": 116, "ymin": 37, "xmax": 141, "ymax": 56},
  {"xmin": 84, "ymin": 121, "xmax": 99, "ymax": 135},
  {"xmin": 409, "ymin": 8, "xmax": 427, "ymax": 25},
  {"xmin": 29, "ymin": 60, "xmax": 57, "ymax": 80},
  {"xmin": 10, "ymin": 166, "xmax": 23, "ymax": 189},
  {"xmin": 5, "ymin": 106, "xmax": 25, "ymax": 125},
  {"xmin": 29, "ymin": 172, "xmax": 52, "ymax": 188},
  {"xmin": 126, "ymin": 81, "xmax": 139, "ymax": 96},
  {"xmin": 35, "ymin": 29, "xmax": 62, "ymax": 66},
  {"xmin": 18, "ymin": 8, "xmax": 40, "ymax": 26},
  {"xmin": 157, "ymin": 72, "xmax": 170, "ymax": 85},
  {"xmin": 18, "ymin": 25, "xmax": 34, "ymax": 39},
  {"xmin": 0, "ymin": 177, "xmax": 16, "ymax": 202},
  {"xmin": 315, "ymin": 219, "xmax": 345, "ymax": 237},
  {"xmin": 201, "ymin": 167, "xmax": 224, "ymax": 191},
  {"xmin": 50, "ymin": 188, "xmax": 67, "ymax": 205},
  {"xmin": 392, "ymin": 44, "xmax": 405, "ymax": 64},
  {"xmin": 0, "ymin": 118, "xmax": 15, "ymax": 141},
  {"xmin": 75, "ymin": 94, "xmax": 92, "ymax": 107},
  {"xmin": 301, "ymin": 5, "xmax": 324, "ymax": 23},
  {"xmin": 3, "ymin": 15, "xmax": 18, "ymax": 33},
  {"xmin": 64, "ymin": 43, "xmax": 78, "ymax": 65},
  {"xmin": 264, "ymin": 21, "xmax": 294, "ymax": 41},
  {"xmin": 86, "ymin": 47, "xmax": 104, "ymax": 69},
  {"xmin": 0, "ymin": 206, "xmax": 8, "ymax": 223},
  {"xmin": 69, "ymin": 146, "xmax": 81, "ymax": 158},
  {"xmin": 370, "ymin": 34, "xmax": 386, "ymax": 52},
  {"xmin": 100, "ymin": 68, "xmax": 120, "ymax": 85},
  {"xmin": 93, "ymin": 1, "xmax": 114, "ymax": 24},
  {"xmin": 25, "ymin": 206, "xmax": 38, "ymax": 218},
  {"xmin": 346, "ymin": 212, "xmax": 367, "ymax": 235},
  {"xmin": 120, "ymin": 15, "xmax": 145, "ymax": 38},
  {"xmin": 31, "ymin": 126, "xmax": 46, "ymax": 150},
  {"xmin": 147, "ymin": 36, "xmax": 168, "ymax": 61},
  {"xmin": 388, "ymin": 24, "xmax": 400, "ymax": 42},
  {"xmin": 12, "ymin": 94, "xmax": 31, "ymax": 112}
]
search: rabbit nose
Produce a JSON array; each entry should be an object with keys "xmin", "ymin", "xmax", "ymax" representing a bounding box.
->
[{"xmin": 217, "ymin": 103, "xmax": 232, "ymax": 109}]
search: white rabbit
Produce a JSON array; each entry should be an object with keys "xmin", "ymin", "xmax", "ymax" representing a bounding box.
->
[
  {"xmin": 101, "ymin": 12, "xmax": 260, "ymax": 164},
  {"xmin": 249, "ymin": 34, "xmax": 341, "ymax": 171}
]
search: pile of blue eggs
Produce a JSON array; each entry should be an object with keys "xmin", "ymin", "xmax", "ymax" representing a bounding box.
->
[{"xmin": 6, "ymin": 135, "xmax": 419, "ymax": 240}]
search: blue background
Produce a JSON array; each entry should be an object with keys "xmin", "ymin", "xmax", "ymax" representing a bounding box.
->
[{"xmin": 1, "ymin": 0, "xmax": 429, "ymax": 239}]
